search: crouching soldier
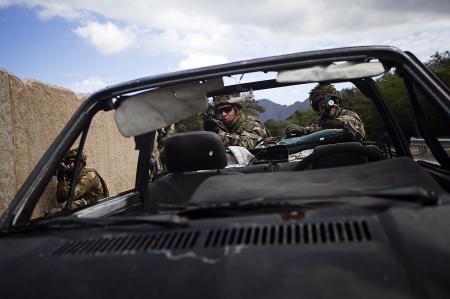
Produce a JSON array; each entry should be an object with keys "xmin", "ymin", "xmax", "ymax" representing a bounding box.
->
[
  {"xmin": 56, "ymin": 149, "xmax": 109, "ymax": 210},
  {"xmin": 285, "ymin": 83, "xmax": 366, "ymax": 139}
]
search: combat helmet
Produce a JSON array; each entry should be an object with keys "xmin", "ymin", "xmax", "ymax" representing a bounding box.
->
[
  {"xmin": 309, "ymin": 83, "xmax": 342, "ymax": 112},
  {"xmin": 213, "ymin": 93, "xmax": 243, "ymax": 110},
  {"xmin": 65, "ymin": 148, "xmax": 87, "ymax": 166}
]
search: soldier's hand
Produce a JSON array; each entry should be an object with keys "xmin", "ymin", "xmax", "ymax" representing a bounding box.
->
[
  {"xmin": 285, "ymin": 124, "xmax": 307, "ymax": 137},
  {"xmin": 71, "ymin": 199, "xmax": 89, "ymax": 210},
  {"xmin": 45, "ymin": 206, "xmax": 65, "ymax": 218},
  {"xmin": 203, "ymin": 117, "xmax": 220, "ymax": 133}
]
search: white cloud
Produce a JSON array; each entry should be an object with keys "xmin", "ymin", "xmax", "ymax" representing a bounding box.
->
[
  {"xmin": 2, "ymin": 0, "xmax": 449, "ymax": 104},
  {"xmin": 4, "ymin": 1, "xmax": 449, "ymax": 61},
  {"xmin": 3, "ymin": 0, "xmax": 450, "ymax": 93},
  {"xmin": 0, "ymin": 0, "xmax": 11, "ymax": 8},
  {"xmin": 71, "ymin": 75, "xmax": 107, "ymax": 93},
  {"xmin": 178, "ymin": 53, "xmax": 228, "ymax": 70},
  {"xmin": 34, "ymin": 1, "xmax": 86, "ymax": 20},
  {"xmin": 73, "ymin": 21, "xmax": 137, "ymax": 55}
]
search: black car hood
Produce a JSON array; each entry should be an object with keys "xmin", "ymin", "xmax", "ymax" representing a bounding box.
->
[{"xmin": 1, "ymin": 203, "xmax": 450, "ymax": 299}]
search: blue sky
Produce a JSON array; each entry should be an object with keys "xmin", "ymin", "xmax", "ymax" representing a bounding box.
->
[
  {"xmin": 0, "ymin": 5, "xmax": 175, "ymax": 92},
  {"xmin": 1, "ymin": 1, "xmax": 449, "ymax": 105}
]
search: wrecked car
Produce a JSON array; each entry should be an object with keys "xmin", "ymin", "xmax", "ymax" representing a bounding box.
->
[{"xmin": 1, "ymin": 46, "xmax": 450, "ymax": 298}]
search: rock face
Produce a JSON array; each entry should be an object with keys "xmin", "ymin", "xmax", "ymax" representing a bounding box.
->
[
  {"xmin": 0, "ymin": 69, "xmax": 17, "ymax": 215},
  {"xmin": 0, "ymin": 68, "xmax": 138, "ymax": 218}
]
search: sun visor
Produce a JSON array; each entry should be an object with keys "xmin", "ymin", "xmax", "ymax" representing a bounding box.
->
[
  {"xmin": 114, "ymin": 78, "xmax": 224, "ymax": 137},
  {"xmin": 276, "ymin": 61, "xmax": 386, "ymax": 83}
]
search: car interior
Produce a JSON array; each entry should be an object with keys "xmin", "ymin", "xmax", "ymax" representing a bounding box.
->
[
  {"xmin": 84, "ymin": 63, "xmax": 450, "ymax": 216},
  {"xmin": 2, "ymin": 46, "xmax": 449, "ymax": 299},
  {"xmin": 145, "ymin": 129, "xmax": 413, "ymax": 211},
  {"xmin": 4, "ymin": 46, "xmax": 449, "ymax": 224}
]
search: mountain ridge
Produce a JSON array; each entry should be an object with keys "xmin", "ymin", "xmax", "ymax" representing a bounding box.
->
[{"xmin": 256, "ymin": 99, "xmax": 309, "ymax": 121}]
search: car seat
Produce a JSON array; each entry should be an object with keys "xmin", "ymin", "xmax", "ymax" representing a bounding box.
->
[
  {"xmin": 147, "ymin": 131, "xmax": 242, "ymax": 206},
  {"xmin": 294, "ymin": 142, "xmax": 386, "ymax": 170}
]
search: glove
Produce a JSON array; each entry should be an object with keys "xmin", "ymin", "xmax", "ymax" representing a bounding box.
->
[
  {"xmin": 71, "ymin": 199, "xmax": 89, "ymax": 210},
  {"xmin": 203, "ymin": 117, "xmax": 221, "ymax": 133},
  {"xmin": 285, "ymin": 124, "xmax": 307, "ymax": 137}
]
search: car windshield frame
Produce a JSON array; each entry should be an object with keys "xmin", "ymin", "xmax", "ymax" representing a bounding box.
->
[{"xmin": 2, "ymin": 45, "xmax": 450, "ymax": 228}]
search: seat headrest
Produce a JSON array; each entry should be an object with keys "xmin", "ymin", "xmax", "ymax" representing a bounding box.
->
[{"xmin": 164, "ymin": 131, "xmax": 227, "ymax": 172}]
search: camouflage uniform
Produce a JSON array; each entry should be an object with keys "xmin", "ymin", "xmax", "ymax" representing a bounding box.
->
[
  {"xmin": 56, "ymin": 149, "xmax": 109, "ymax": 210},
  {"xmin": 152, "ymin": 125, "xmax": 175, "ymax": 173},
  {"xmin": 218, "ymin": 112, "xmax": 270, "ymax": 148},
  {"xmin": 286, "ymin": 108, "xmax": 366, "ymax": 137},
  {"xmin": 212, "ymin": 94, "xmax": 270, "ymax": 148},
  {"xmin": 286, "ymin": 83, "xmax": 366, "ymax": 138}
]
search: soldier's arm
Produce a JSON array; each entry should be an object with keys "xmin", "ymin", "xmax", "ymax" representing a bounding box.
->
[
  {"xmin": 56, "ymin": 172, "xmax": 97, "ymax": 202},
  {"xmin": 218, "ymin": 131, "xmax": 255, "ymax": 148},
  {"xmin": 72, "ymin": 171, "xmax": 98, "ymax": 200},
  {"xmin": 304, "ymin": 124, "xmax": 322, "ymax": 134},
  {"xmin": 56, "ymin": 180, "xmax": 70, "ymax": 203},
  {"xmin": 349, "ymin": 112, "xmax": 366, "ymax": 138},
  {"xmin": 299, "ymin": 123, "xmax": 323, "ymax": 134},
  {"xmin": 71, "ymin": 173, "xmax": 104, "ymax": 209},
  {"xmin": 336, "ymin": 111, "xmax": 366, "ymax": 138},
  {"xmin": 218, "ymin": 125, "xmax": 266, "ymax": 148}
]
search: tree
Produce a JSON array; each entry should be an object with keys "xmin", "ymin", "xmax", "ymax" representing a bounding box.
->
[
  {"xmin": 241, "ymin": 99, "xmax": 265, "ymax": 117},
  {"xmin": 264, "ymin": 119, "xmax": 290, "ymax": 136},
  {"xmin": 337, "ymin": 50, "xmax": 450, "ymax": 141},
  {"xmin": 341, "ymin": 84, "xmax": 388, "ymax": 141},
  {"xmin": 426, "ymin": 51, "xmax": 450, "ymax": 87},
  {"xmin": 426, "ymin": 51, "xmax": 450, "ymax": 72},
  {"xmin": 175, "ymin": 114, "xmax": 203, "ymax": 132},
  {"xmin": 286, "ymin": 108, "xmax": 317, "ymax": 126}
]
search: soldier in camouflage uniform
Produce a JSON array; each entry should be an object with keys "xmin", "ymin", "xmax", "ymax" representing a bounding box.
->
[
  {"xmin": 204, "ymin": 94, "xmax": 270, "ymax": 148},
  {"xmin": 56, "ymin": 149, "xmax": 109, "ymax": 210},
  {"xmin": 151, "ymin": 125, "xmax": 175, "ymax": 175},
  {"xmin": 285, "ymin": 83, "xmax": 366, "ymax": 138}
]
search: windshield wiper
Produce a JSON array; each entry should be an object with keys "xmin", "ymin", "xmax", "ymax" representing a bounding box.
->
[
  {"xmin": 179, "ymin": 187, "xmax": 442, "ymax": 218},
  {"xmin": 1, "ymin": 215, "xmax": 188, "ymax": 235},
  {"xmin": 351, "ymin": 186, "xmax": 440, "ymax": 204},
  {"xmin": 180, "ymin": 200, "xmax": 346, "ymax": 219}
]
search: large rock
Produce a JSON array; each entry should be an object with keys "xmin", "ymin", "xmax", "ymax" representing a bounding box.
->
[
  {"xmin": 0, "ymin": 69, "xmax": 17, "ymax": 214},
  {"xmin": 0, "ymin": 68, "xmax": 138, "ymax": 218}
]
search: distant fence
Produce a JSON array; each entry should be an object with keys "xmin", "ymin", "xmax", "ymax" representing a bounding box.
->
[{"xmin": 409, "ymin": 137, "xmax": 450, "ymax": 163}]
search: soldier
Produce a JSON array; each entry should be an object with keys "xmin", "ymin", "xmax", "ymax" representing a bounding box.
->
[
  {"xmin": 56, "ymin": 149, "xmax": 109, "ymax": 210},
  {"xmin": 285, "ymin": 83, "xmax": 366, "ymax": 138},
  {"xmin": 150, "ymin": 125, "xmax": 175, "ymax": 175},
  {"xmin": 204, "ymin": 94, "xmax": 270, "ymax": 148}
]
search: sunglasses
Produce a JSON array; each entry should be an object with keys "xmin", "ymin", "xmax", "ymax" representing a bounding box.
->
[{"xmin": 217, "ymin": 106, "xmax": 234, "ymax": 114}]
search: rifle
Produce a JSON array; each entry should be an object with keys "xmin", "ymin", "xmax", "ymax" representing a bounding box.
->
[
  {"xmin": 56, "ymin": 163, "xmax": 69, "ymax": 181},
  {"xmin": 317, "ymin": 95, "xmax": 337, "ymax": 123},
  {"xmin": 201, "ymin": 103, "xmax": 229, "ymax": 133},
  {"xmin": 56, "ymin": 162, "xmax": 77, "ymax": 184}
]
